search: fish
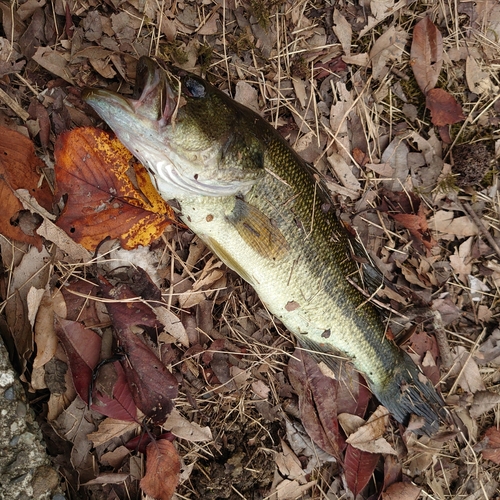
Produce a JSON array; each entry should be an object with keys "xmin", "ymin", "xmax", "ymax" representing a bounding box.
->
[{"xmin": 82, "ymin": 56, "xmax": 447, "ymax": 435}]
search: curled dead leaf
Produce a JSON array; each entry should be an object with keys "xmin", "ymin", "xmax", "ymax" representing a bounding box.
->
[{"xmin": 346, "ymin": 406, "xmax": 397, "ymax": 455}]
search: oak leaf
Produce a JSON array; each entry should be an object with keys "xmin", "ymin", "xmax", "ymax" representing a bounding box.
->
[{"xmin": 55, "ymin": 127, "xmax": 175, "ymax": 251}]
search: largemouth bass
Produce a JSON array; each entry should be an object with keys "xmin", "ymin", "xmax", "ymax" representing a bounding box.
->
[{"xmin": 83, "ymin": 56, "xmax": 447, "ymax": 435}]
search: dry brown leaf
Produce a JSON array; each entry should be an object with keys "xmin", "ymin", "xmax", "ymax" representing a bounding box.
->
[
  {"xmin": 410, "ymin": 17, "xmax": 443, "ymax": 93},
  {"xmin": 449, "ymin": 346, "xmax": 485, "ymax": 394},
  {"xmin": 370, "ymin": 26, "xmax": 408, "ymax": 81},
  {"xmin": 338, "ymin": 413, "xmax": 366, "ymax": 436},
  {"xmin": 88, "ymin": 418, "xmax": 140, "ymax": 447},
  {"xmin": 83, "ymin": 473, "xmax": 129, "ymax": 486},
  {"xmin": 252, "ymin": 380, "xmax": 270, "ymax": 399},
  {"xmin": 466, "ymin": 56, "xmax": 493, "ymax": 94},
  {"xmin": 164, "ymin": 409, "xmax": 213, "ymax": 442},
  {"xmin": 234, "ymin": 80, "xmax": 259, "ymax": 113},
  {"xmin": 429, "ymin": 211, "xmax": 480, "ymax": 240},
  {"xmin": 155, "ymin": 307, "xmax": 189, "ymax": 347},
  {"xmin": 346, "ymin": 406, "xmax": 397, "ymax": 455},
  {"xmin": 0, "ymin": 126, "xmax": 53, "ymax": 249},
  {"xmin": 178, "ymin": 257, "xmax": 226, "ymax": 308},
  {"xmin": 480, "ymin": 427, "xmax": 500, "ymax": 464},
  {"xmin": 382, "ymin": 482, "xmax": 421, "ymax": 500},
  {"xmin": 381, "ymin": 137, "xmax": 409, "ymax": 191},
  {"xmin": 449, "ymin": 237, "xmax": 473, "ymax": 282},
  {"xmin": 140, "ymin": 440, "xmax": 180, "ymax": 500},
  {"xmin": 329, "ymin": 83, "xmax": 352, "ymax": 162},
  {"xmin": 292, "ymin": 77, "xmax": 308, "ymax": 108},
  {"xmin": 332, "ymin": 9, "xmax": 352, "ymax": 56},
  {"xmin": 2, "ymin": 243, "xmax": 51, "ymax": 371},
  {"xmin": 27, "ymin": 286, "xmax": 45, "ymax": 329},
  {"xmin": 275, "ymin": 479, "xmax": 316, "ymax": 500},
  {"xmin": 197, "ymin": 11, "xmax": 219, "ymax": 35},
  {"xmin": 359, "ymin": 0, "xmax": 406, "ymax": 37},
  {"xmin": 328, "ymin": 153, "xmax": 361, "ymax": 195},
  {"xmin": 275, "ymin": 440, "xmax": 306, "ymax": 483},
  {"xmin": 100, "ymin": 446, "xmax": 130, "ymax": 468},
  {"xmin": 32, "ymin": 46, "xmax": 73, "ymax": 83},
  {"xmin": 33, "ymin": 291, "xmax": 58, "ymax": 369},
  {"xmin": 53, "ymin": 397, "xmax": 97, "ymax": 483},
  {"xmin": 426, "ymin": 88, "xmax": 466, "ymax": 126},
  {"xmin": 470, "ymin": 391, "xmax": 500, "ymax": 420},
  {"xmin": 15, "ymin": 188, "xmax": 93, "ymax": 262}
]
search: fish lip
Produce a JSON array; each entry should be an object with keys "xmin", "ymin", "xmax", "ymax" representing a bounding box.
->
[
  {"xmin": 82, "ymin": 87, "xmax": 136, "ymax": 115},
  {"xmin": 82, "ymin": 56, "xmax": 177, "ymax": 125}
]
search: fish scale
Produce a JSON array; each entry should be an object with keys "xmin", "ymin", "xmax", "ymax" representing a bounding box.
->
[{"xmin": 83, "ymin": 56, "xmax": 448, "ymax": 435}]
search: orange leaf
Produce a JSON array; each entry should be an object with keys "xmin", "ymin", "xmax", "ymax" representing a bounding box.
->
[
  {"xmin": 391, "ymin": 203, "xmax": 437, "ymax": 250},
  {"xmin": 426, "ymin": 88, "xmax": 466, "ymax": 127},
  {"xmin": 54, "ymin": 127, "xmax": 176, "ymax": 250},
  {"xmin": 140, "ymin": 440, "xmax": 180, "ymax": 500},
  {"xmin": 410, "ymin": 17, "xmax": 443, "ymax": 93},
  {"xmin": 0, "ymin": 125, "xmax": 53, "ymax": 249}
]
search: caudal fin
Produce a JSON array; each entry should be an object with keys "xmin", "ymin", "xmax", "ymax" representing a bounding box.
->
[{"xmin": 372, "ymin": 351, "xmax": 448, "ymax": 435}]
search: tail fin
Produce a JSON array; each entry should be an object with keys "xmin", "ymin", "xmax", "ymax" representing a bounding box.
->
[
  {"xmin": 372, "ymin": 351, "xmax": 448, "ymax": 435},
  {"xmin": 298, "ymin": 337, "xmax": 450, "ymax": 435}
]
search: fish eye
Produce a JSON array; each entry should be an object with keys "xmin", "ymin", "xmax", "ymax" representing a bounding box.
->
[{"xmin": 184, "ymin": 78, "xmax": 206, "ymax": 98}]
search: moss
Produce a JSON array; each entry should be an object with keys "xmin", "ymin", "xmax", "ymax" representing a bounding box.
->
[
  {"xmin": 290, "ymin": 56, "xmax": 309, "ymax": 79},
  {"xmin": 481, "ymin": 168, "xmax": 497, "ymax": 187},
  {"xmin": 228, "ymin": 28, "xmax": 255, "ymax": 56},
  {"xmin": 434, "ymin": 173, "xmax": 460, "ymax": 194},
  {"xmin": 197, "ymin": 43, "xmax": 213, "ymax": 73},
  {"xmin": 158, "ymin": 41, "xmax": 189, "ymax": 65},
  {"xmin": 249, "ymin": 0, "xmax": 284, "ymax": 30}
]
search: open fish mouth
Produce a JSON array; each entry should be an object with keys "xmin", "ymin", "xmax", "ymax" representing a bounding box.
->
[{"xmin": 82, "ymin": 57, "xmax": 177, "ymax": 129}]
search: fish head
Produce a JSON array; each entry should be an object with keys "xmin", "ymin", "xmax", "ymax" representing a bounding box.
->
[{"xmin": 82, "ymin": 56, "xmax": 265, "ymax": 200}]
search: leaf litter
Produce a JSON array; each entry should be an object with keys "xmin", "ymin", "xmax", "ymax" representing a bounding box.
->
[{"xmin": 0, "ymin": 1, "xmax": 500, "ymax": 499}]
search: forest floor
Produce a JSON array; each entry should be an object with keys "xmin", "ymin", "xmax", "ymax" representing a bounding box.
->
[{"xmin": 1, "ymin": 0, "xmax": 500, "ymax": 499}]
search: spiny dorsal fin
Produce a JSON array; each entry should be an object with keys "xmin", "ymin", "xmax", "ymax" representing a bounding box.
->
[{"xmin": 227, "ymin": 197, "xmax": 288, "ymax": 260}]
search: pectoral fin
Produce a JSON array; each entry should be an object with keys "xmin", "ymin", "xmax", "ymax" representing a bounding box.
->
[{"xmin": 227, "ymin": 197, "xmax": 288, "ymax": 260}]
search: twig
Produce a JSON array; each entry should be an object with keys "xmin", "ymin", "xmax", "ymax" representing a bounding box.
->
[
  {"xmin": 0, "ymin": 87, "xmax": 29, "ymax": 121},
  {"xmin": 462, "ymin": 201, "xmax": 500, "ymax": 259},
  {"xmin": 432, "ymin": 310, "xmax": 453, "ymax": 370}
]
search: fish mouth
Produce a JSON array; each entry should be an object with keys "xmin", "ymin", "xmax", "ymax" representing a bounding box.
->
[{"xmin": 82, "ymin": 56, "xmax": 177, "ymax": 129}]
